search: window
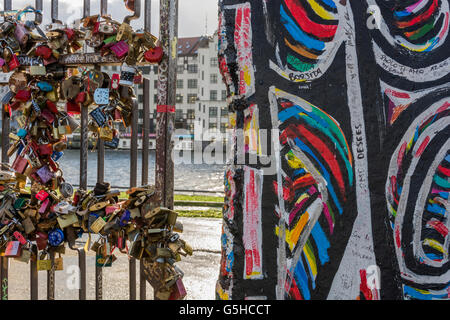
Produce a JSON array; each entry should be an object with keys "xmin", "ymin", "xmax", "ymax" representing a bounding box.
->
[
  {"xmin": 177, "ymin": 65, "xmax": 184, "ymax": 73},
  {"xmin": 141, "ymin": 66, "xmax": 150, "ymax": 74},
  {"xmin": 220, "ymin": 123, "xmax": 227, "ymax": 133},
  {"xmin": 187, "ymin": 109, "xmax": 195, "ymax": 119},
  {"xmin": 201, "ymin": 87, "xmax": 204, "ymax": 96},
  {"xmin": 176, "ymin": 79, "xmax": 184, "ymax": 89},
  {"xmin": 221, "ymin": 107, "xmax": 228, "ymax": 117},
  {"xmin": 202, "ymin": 119, "xmax": 205, "ymax": 128},
  {"xmin": 210, "ymin": 57, "xmax": 218, "ymax": 67},
  {"xmin": 138, "ymin": 109, "xmax": 144, "ymax": 119},
  {"xmin": 202, "ymin": 55, "xmax": 205, "ymax": 65},
  {"xmin": 198, "ymin": 103, "xmax": 201, "ymax": 111},
  {"xmin": 187, "ymin": 64, "xmax": 198, "ymax": 73},
  {"xmin": 203, "ymin": 105, "xmax": 205, "ymax": 113},
  {"xmin": 221, "ymin": 90, "xmax": 227, "ymax": 101},
  {"xmin": 187, "ymin": 94, "xmax": 197, "ymax": 104},
  {"xmin": 210, "ymin": 74, "xmax": 218, "ymax": 84},
  {"xmin": 209, "ymin": 123, "xmax": 217, "ymax": 129},
  {"xmin": 209, "ymin": 107, "xmax": 218, "ymax": 117},
  {"xmin": 210, "ymin": 90, "xmax": 217, "ymax": 101},
  {"xmin": 138, "ymin": 95, "xmax": 143, "ymax": 103},
  {"xmin": 153, "ymin": 66, "xmax": 158, "ymax": 74},
  {"xmin": 111, "ymin": 66, "xmax": 118, "ymax": 71},
  {"xmin": 201, "ymin": 71, "xmax": 204, "ymax": 81},
  {"xmin": 154, "ymin": 80, "xmax": 158, "ymax": 89},
  {"xmin": 187, "ymin": 79, "xmax": 198, "ymax": 89},
  {"xmin": 176, "ymin": 94, "xmax": 183, "ymax": 103},
  {"xmin": 153, "ymin": 94, "xmax": 158, "ymax": 103},
  {"xmin": 175, "ymin": 109, "xmax": 183, "ymax": 120}
]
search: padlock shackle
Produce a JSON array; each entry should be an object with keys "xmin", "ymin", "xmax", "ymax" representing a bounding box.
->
[
  {"xmin": 35, "ymin": 0, "xmax": 43, "ymax": 25},
  {"xmin": 124, "ymin": 0, "xmax": 141, "ymax": 24}
]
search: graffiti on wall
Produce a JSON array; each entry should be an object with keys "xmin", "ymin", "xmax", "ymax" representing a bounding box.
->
[{"xmin": 217, "ymin": 0, "xmax": 450, "ymax": 300}]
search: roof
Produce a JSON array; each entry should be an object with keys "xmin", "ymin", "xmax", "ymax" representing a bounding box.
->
[{"xmin": 177, "ymin": 36, "xmax": 209, "ymax": 56}]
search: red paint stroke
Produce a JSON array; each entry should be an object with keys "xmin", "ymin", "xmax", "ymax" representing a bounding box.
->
[
  {"xmin": 285, "ymin": 270, "xmax": 303, "ymax": 300},
  {"xmin": 281, "ymin": 125, "xmax": 347, "ymax": 200},
  {"xmin": 280, "ymin": 101, "xmax": 295, "ymax": 109},
  {"xmin": 385, "ymin": 88, "xmax": 411, "ymax": 99},
  {"xmin": 415, "ymin": 136, "xmax": 430, "ymax": 157},
  {"xmin": 395, "ymin": 224, "xmax": 401, "ymax": 248},
  {"xmin": 396, "ymin": 0, "xmax": 438, "ymax": 29},
  {"xmin": 390, "ymin": 176, "xmax": 399, "ymax": 205},
  {"xmin": 245, "ymin": 169, "xmax": 262, "ymax": 275},
  {"xmin": 436, "ymin": 101, "xmax": 450, "ymax": 113},
  {"xmin": 282, "ymin": 175, "xmax": 317, "ymax": 202},
  {"xmin": 245, "ymin": 249, "xmax": 253, "ymax": 276},
  {"xmin": 283, "ymin": 0, "xmax": 338, "ymax": 39},
  {"xmin": 427, "ymin": 219, "xmax": 449, "ymax": 237},
  {"xmin": 397, "ymin": 142, "xmax": 407, "ymax": 171},
  {"xmin": 438, "ymin": 165, "xmax": 450, "ymax": 176},
  {"xmin": 359, "ymin": 269, "xmax": 373, "ymax": 300},
  {"xmin": 323, "ymin": 203, "xmax": 334, "ymax": 235}
]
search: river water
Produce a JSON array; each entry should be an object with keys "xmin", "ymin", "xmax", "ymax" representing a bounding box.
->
[{"xmin": 5, "ymin": 149, "xmax": 226, "ymax": 193}]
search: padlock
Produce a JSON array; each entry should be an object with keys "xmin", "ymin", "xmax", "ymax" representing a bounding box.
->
[
  {"xmin": 144, "ymin": 46, "xmax": 164, "ymax": 63},
  {"xmin": 35, "ymin": 45, "xmax": 53, "ymax": 59},
  {"xmin": 90, "ymin": 216, "xmax": 107, "ymax": 234},
  {"xmin": 48, "ymin": 229, "xmax": 64, "ymax": 246},
  {"xmin": 66, "ymin": 100, "xmax": 81, "ymax": 114},
  {"xmin": 57, "ymin": 212, "xmax": 78, "ymax": 229},
  {"xmin": 58, "ymin": 117, "xmax": 67, "ymax": 135},
  {"xmin": 119, "ymin": 64, "xmax": 136, "ymax": 87},
  {"xmin": 4, "ymin": 241, "xmax": 21, "ymax": 257},
  {"xmin": 37, "ymin": 252, "xmax": 52, "ymax": 271},
  {"xmin": 14, "ymin": 244, "xmax": 32, "ymax": 264},
  {"xmin": 61, "ymin": 77, "xmax": 80, "ymax": 100},
  {"xmin": 116, "ymin": 22, "xmax": 132, "ymax": 42},
  {"xmin": 110, "ymin": 41, "xmax": 129, "ymax": 59},
  {"xmin": 94, "ymin": 88, "xmax": 110, "ymax": 105}
]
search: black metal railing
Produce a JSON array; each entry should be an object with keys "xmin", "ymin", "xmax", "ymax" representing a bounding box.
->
[{"xmin": 0, "ymin": 0, "xmax": 178, "ymax": 300}]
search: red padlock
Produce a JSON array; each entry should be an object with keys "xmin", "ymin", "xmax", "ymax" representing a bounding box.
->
[
  {"xmin": 15, "ymin": 89, "xmax": 31, "ymax": 102},
  {"xmin": 65, "ymin": 28, "xmax": 75, "ymax": 41},
  {"xmin": 13, "ymin": 231, "xmax": 27, "ymax": 245},
  {"xmin": 35, "ymin": 190, "xmax": 49, "ymax": 201},
  {"xmin": 35, "ymin": 231, "xmax": 48, "ymax": 251},
  {"xmin": 111, "ymin": 74, "xmax": 120, "ymax": 90},
  {"xmin": 46, "ymin": 100, "xmax": 59, "ymax": 114},
  {"xmin": 9, "ymin": 100, "xmax": 21, "ymax": 111},
  {"xmin": 37, "ymin": 144, "xmax": 53, "ymax": 156},
  {"xmin": 75, "ymin": 91, "xmax": 87, "ymax": 104},
  {"xmin": 66, "ymin": 100, "xmax": 81, "ymax": 114},
  {"xmin": 35, "ymin": 45, "xmax": 53, "ymax": 60},
  {"xmin": 8, "ymin": 54, "xmax": 20, "ymax": 70},
  {"xmin": 144, "ymin": 46, "xmax": 164, "ymax": 63}
]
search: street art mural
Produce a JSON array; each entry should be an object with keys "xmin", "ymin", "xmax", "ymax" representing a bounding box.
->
[{"xmin": 216, "ymin": 0, "xmax": 450, "ymax": 300}]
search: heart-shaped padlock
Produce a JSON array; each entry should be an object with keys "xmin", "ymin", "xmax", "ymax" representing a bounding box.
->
[{"xmin": 144, "ymin": 46, "xmax": 164, "ymax": 63}]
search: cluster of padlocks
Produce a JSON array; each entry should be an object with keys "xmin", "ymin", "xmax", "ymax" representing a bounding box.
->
[{"xmin": 0, "ymin": 6, "xmax": 189, "ymax": 300}]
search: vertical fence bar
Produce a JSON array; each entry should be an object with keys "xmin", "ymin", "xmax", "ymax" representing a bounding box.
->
[
  {"xmin": 30, "ymin": 245, "xmax": 38, "ymax": 300},
  {"xmin": 156, "ymin": 0, "xmax": 178, "ymax": 211},
  {"xmin": 76, "ymin": 0, "xmax": 90, "ymax": 301},
  {"xmin": 0, "ymin": 0, "xmax": 12, "ymax": 302},
  {"xmin": 129, "ymin": 99, "xmax": 138, "ymax": 300},
  {"xmin": 140, "ymin": 0, "xmax": 152, "ymax": 300},
  {"xmin": 29, "ymin": 0, "xmax": 43, "ymax": 301},
  {"xmin": 127, "ymin": 0, "xmax": 141, "ymax": 301},
  {"xmin": 47, "ymin": 251, "xmax": 55, "ymax": 300},
  {"xmin": 94, "ymin": 0, "xmax": 107, "ymax": 301}
]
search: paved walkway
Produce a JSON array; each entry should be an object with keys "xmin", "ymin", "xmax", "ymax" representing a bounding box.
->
[{"xmin": 5, "ymin": 217, "xmax": 222, "ymax": 300}]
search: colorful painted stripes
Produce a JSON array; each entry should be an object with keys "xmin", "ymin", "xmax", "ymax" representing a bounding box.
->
[{"xmin": 279, "ymin": 0, "xmax": 339, "ymax": 69}]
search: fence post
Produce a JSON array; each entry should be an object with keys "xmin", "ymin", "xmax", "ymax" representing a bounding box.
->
[
  {"xmin": 156, "ymin": 0, "xmax": 178, "ymax": 210},
  {"xmin": 1, "ymin": 0, "xmax": 12, "ymax": 301},
  {"xmin": 155, "ymin": 0, "xmax": 178, "ymax": 300},
  {"xmin": 140, "ymin": 0, "xmax": 152, "ymax": 300}
]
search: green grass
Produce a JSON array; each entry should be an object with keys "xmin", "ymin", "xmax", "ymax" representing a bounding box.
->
[
  {"xmin": 177, "ymin": 209, "xmax": 222, "ymax": 219},
  {"xmin": 174, "ymin": 194, "xmax": 224, "ymax": 203}
]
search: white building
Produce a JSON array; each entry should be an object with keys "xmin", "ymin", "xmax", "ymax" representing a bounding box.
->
[{"xmin": 102, "ymin": 32, "xmax": 228, "ymax": 150}]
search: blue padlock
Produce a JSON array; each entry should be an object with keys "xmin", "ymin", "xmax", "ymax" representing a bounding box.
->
[
  {"xmin": 37, "ymin": 81, "xmax": 53, "ymax": 92},
  {"xmin": 17, "ymin": 128, "xmax": 27, "ymax": 138},
  {"xmin": 51, "ymin": 151, "xmax": 63, "ymax": 162},
  {"xmin": 48, "ymin": 229, "xmax": 64, "ymax": 246},
  {"xmin": 119, "ymin": 210, "xmax": 131, "ymax": 227}
]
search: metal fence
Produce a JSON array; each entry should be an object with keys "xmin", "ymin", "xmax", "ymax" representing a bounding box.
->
[{"xmin": 0, "ymin": 0, "xmax": 178, "ymax": 300}]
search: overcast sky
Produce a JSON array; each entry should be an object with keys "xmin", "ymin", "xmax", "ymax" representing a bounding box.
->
[{"xmin": 2, "ymin": 0, "xmax": 219, "ymax": 38}]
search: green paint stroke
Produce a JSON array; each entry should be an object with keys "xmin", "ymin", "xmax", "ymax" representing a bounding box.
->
[{"xmin": 287, "ymin": 54, "xmax": 316, "ymax": 72}]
